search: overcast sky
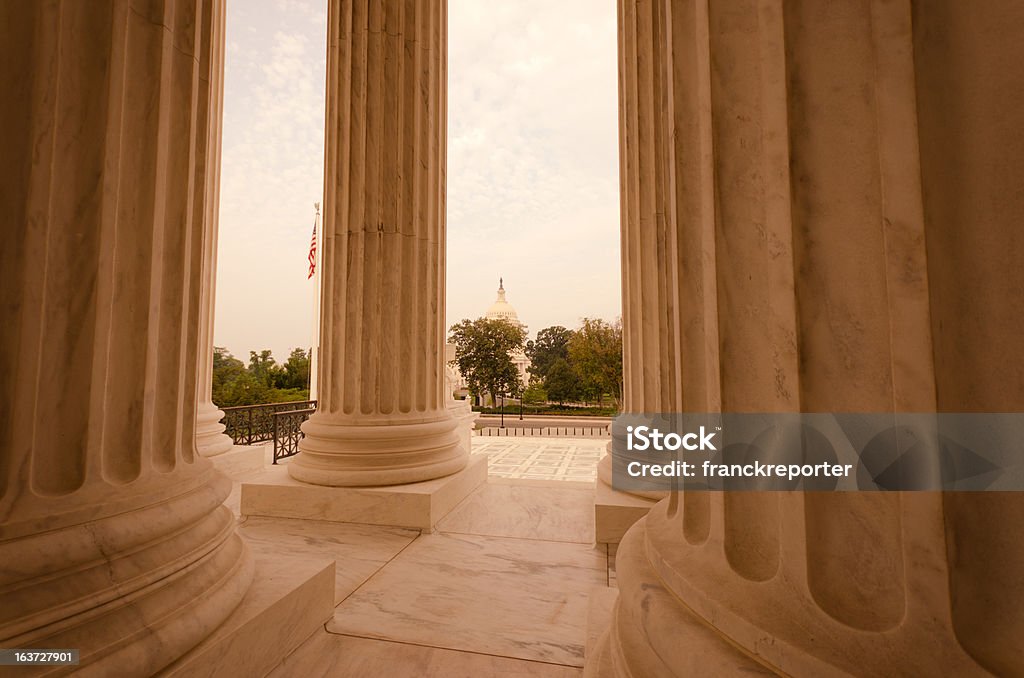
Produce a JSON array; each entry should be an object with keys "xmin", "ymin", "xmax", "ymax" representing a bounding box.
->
[{"xmin": 215, "ymin": 0, "xmax": 621, "ymax": 362}]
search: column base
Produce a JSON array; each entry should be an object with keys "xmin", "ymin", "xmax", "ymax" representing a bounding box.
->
[
  {"xmin": 448, "ymin": 402, "xmax": 479, "ymax": 459},
  {"xmin": 585, "ymin": 519, "xmax": 776, "ymax": 678},
  {"xmin": 289, "ymin": 415, "xmax": 469, "ymax": 487},
  {"xmin": 196, "ymin": 402, "xmax": 234, "ymax": 458},
  {"xmin": 0, "ymin": 470, "xmax": 254, "ymax": 676},
  {"xmin": 241, "ymin": 454, "xmax": 487, "ymax": 530},
  {"xmin": 597, "ymin": 452, "xmax": 669, "ymax": 501}
]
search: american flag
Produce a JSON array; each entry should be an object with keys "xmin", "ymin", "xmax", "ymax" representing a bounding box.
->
[{"xmin": 307, "ymin": 212, "xmax": 318, "ymax": 279}]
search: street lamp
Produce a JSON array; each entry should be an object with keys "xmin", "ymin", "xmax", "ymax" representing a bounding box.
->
[{"xmin": 500, "ymin": 392, "xmax": 505, "ymax": 428}]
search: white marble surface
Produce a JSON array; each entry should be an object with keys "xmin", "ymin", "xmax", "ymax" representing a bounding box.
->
[
  {"xmin": 593, "ymin": 479, "xmax": 655, "ymax": 545},
  {"xmin": 329, "ymin": 532, "xmax": 607, "ymax": 667},
  {"xmin": 162, "ymin": 533, "xmax": 335, "ymax": 678},
  {"xmin": 473, "ymin": 437, "xmax": 605, "ymax": 482},
  {"xmin": 241, "ymin": 454, "xmax": 487, "ymax": 529},
  {"xmin": 238, "ymin": 517, "xmax": 418, "ymax": 603},
  {"xmin": 269, "ymin": 631, "xmax": 582, "ymax": 677},
  {"xmin": 223, "ymin": 466, "xmax": 278, "ymax": 518},
  {"xmin": 211, "ymin": 444, "xmax": 270, "ymax": 477},
  {"xmin": 584, "ymin": 586, "xmax": 618, "ymax": 664},
  {"xmin": 437, "ymin": 479, "xmax": 595, "ymax": 544}
]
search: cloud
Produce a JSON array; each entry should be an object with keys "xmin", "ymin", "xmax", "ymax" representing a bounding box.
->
[
  {"xmin": 215, "ymin": 1, "xmax": 327, "ymax": 361},
  {"xmin": 214, "ymin": 0, "xmax": 621, "ymax": 361},
  {"xmin": 445, "ymin": 0, "xmax": 621, "ymax": 335}
]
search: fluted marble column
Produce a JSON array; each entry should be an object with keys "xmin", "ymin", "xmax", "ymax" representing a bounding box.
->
[
  {"xmin": 0, "ymin": 1, "xmax": 253, "ymax": 673},
  {"xmin": 596, "ymin": 0, "xmax": 692, "ymax": 499},
  {"xmin": 288, "ymin": 0, "xmax": 466, "ymax": 487},
  {"xmin": 589, "ymin": 1, "xmax": 1024, "ymax": 676},
  {"xmin": 194, "ymin": 0, "xmax": 234, "ymax": 458}
]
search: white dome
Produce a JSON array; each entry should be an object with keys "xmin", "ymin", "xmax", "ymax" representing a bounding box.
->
[{"xmin": 485, "ymin": 278, "xmax": 521, "ymax": 325}]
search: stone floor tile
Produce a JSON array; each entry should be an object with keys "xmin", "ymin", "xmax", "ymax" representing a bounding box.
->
[
  {"xmin": 239, "ymin": 516, "xmax": 419, "ymax": 603},
  {"xmin": 269, "ymin": 631, "xmax": 582, "ymax": 678},
  {"xmin": 437, "ymin": 482, "xmax": 595, "ymax": 543},
  {"xmin": 329, "ymin": 532, "xmax": 606, "ymax": 667}
]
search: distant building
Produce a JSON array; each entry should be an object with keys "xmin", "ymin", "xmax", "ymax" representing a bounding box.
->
[
  {"xmin": 485, "ymin": 278, "xmax": 530, "ymax": 387},
  {"xmin": 446, "ymin": 279, "xmax": 531, "ymax": 405}
]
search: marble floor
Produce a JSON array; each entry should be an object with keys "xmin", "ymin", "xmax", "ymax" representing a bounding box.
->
[
  {"xmin": 221, "ymin": 444, "xmax": 618, "ymax": 677},
  {"xmin": 223, "ymin": 436, "xmax": 606, "ymax": 501},
  {"xmin": 471, "ymin": 437, "xmax": 606, "ymax": 482}
]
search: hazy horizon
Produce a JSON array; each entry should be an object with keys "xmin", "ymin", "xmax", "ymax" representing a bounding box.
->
[{"xmin": 214, "ymin": 0, "xmax": 621, "ymax": 363}]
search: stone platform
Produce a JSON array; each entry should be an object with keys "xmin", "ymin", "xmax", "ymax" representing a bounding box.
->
[
  {"xmin": 211, "ymin": 450, "xmax": 619, "ymax": 675},
  {"xmin": 594, "ymin": 481, "xmax": 656, "ymax": 545},
  {"xmin": 160, "ymin": 529, "xmax": 335, "ymax": 677},
  {"xmin": 239, "ymin": 454, "xmax": 487, "ymax": 530},
  {"xmin": 267, "ymin": 477, "xmax": 614, "ymax": 676}
]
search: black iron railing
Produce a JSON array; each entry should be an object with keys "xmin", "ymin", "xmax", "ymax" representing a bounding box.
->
[
  {"xmin": 272, "ymin": 408, "xmax": 315, "ymax": 464},
  {"xmin": 477, "ymin": 425, "xmax": 609, "ymax": 438},
  {"xmin": 221, "ymin": 400, "xmax": 317, "ymax": 445}
]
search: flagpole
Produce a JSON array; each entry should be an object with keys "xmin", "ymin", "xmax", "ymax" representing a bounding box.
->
[{"xmin": 309, "ymin": 202, "xmax": 321, "ymax": 402}]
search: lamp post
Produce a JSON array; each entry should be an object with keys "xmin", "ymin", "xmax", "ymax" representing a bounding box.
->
[{"xmin": 500, "ymin": 392, "xmax": 505, "ymax": 428}]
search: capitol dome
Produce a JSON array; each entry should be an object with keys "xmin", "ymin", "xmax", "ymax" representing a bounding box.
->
[{"xmin": 485, "ymin": 278, "xmax": 522, "ymax": 326}]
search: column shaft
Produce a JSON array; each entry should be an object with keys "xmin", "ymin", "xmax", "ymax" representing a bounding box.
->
[
  {"xmin": 288, "ymin": 0, "xmax": 466, "ymax": 487},
  {"xmin": 618, "ymin": 0, "xmax": 679, "ymax": 415},
  {"xmin": 0, "ymin": 1, "xmax": 252, "ymax": 672},
  {"xmin": 194, "ymin": 0, "xmax": 233, "ymax": 457},
  {"xmin": 597, "ymin": 0, "xmax": 680, "ymax": 500},
  {"xmin": 590, "ymin": 0, "xmax": 1024, "ymax": 676}
]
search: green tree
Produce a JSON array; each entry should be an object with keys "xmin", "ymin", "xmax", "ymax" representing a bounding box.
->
[
  {"xmin": 448, "ymin": 318, "xmax": 527, "ymax": 404},
  {"xmin": 212, "ymin": 347, "xmax": 249, "ymax": 406},
  {"xmin": 522, "ymin": 379, "xmax": 548, "ymax": 406},
  {"xmin": 211, "ymin": 347, "xmax": 310, "ymax": 407},
  {"xmin": 567, "ymin": 317, "xmax": 623, "ymax": 408},
  {"xmin": 276, "ymin": 348, "xmax": 311, "ymax": 390},
  {"xmin": 220, "ymin": 370, "xmax": 269, "ymax": 406},
  {"xmin": 544, "ymin": 358, "xmax": 579, "ymax": 404},
  {"xmin": 212, "ymin": 346, "xmax": 245, "ymax": 387},
  {"xmin": 525, "ymin": 325, "xmax": 573, "ymax": 382},
  {"xmin": 248, "ymin": 349, "xmax": 278, "ymax": 384}
]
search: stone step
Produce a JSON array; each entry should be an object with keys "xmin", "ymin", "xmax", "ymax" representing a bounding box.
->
[
  {"xmin": 594, "ymin": 480, "xmax": 656, "ymax": 545},
  {"xmin": 240, "ymin": 454, "xmax": 487, "ymax": 531},
  {"xmin": 159, "ymin": 536, "xmax": 335, "ymax": 678}
]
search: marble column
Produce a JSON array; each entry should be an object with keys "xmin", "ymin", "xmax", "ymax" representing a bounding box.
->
[
  {"xmin": 589, "ymin": 0, "xmax": 1024, "ymax": 676},
  {"xmin": 596, "ymin": 0, "xmax": 692, "ymax": 500},
  {"xmin": 194, "ymin": 0, "xmax": 234, "ymax": 458},
  {"xmin": 0, "ymin": 1, "xmax": 253, "ymax": 673},
  {"xmin": 288, "ymin": 0, "xmax": 466, "ymax": 487}
]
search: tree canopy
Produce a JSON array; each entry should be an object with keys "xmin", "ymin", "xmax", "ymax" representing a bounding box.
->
[
  {"xmin": 544, "ymin": 357, "xmax": 579, "ymax": 404},
  {"xmin": 523, "ymin": 319, "xmax": 623, "ymax": 408},
  {"xmin": 212, "ymin": 347, "xmax": 311, "ymax": 407},
  {"xmin": 567, "ymin": 317, "xmax": 623, "ymax": 407},
  {"xmin": 525, "ymin": 325, "xmax": 572, "ymax": 382},
  {"xmin": 448, "ymin": 318, "xmax": 527, "ymax": 401}
]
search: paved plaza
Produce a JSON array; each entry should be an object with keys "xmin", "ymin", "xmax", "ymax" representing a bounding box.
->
[{"xmin": 471, "ymin": 436, "xmax": 606, "ymax": 482}]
